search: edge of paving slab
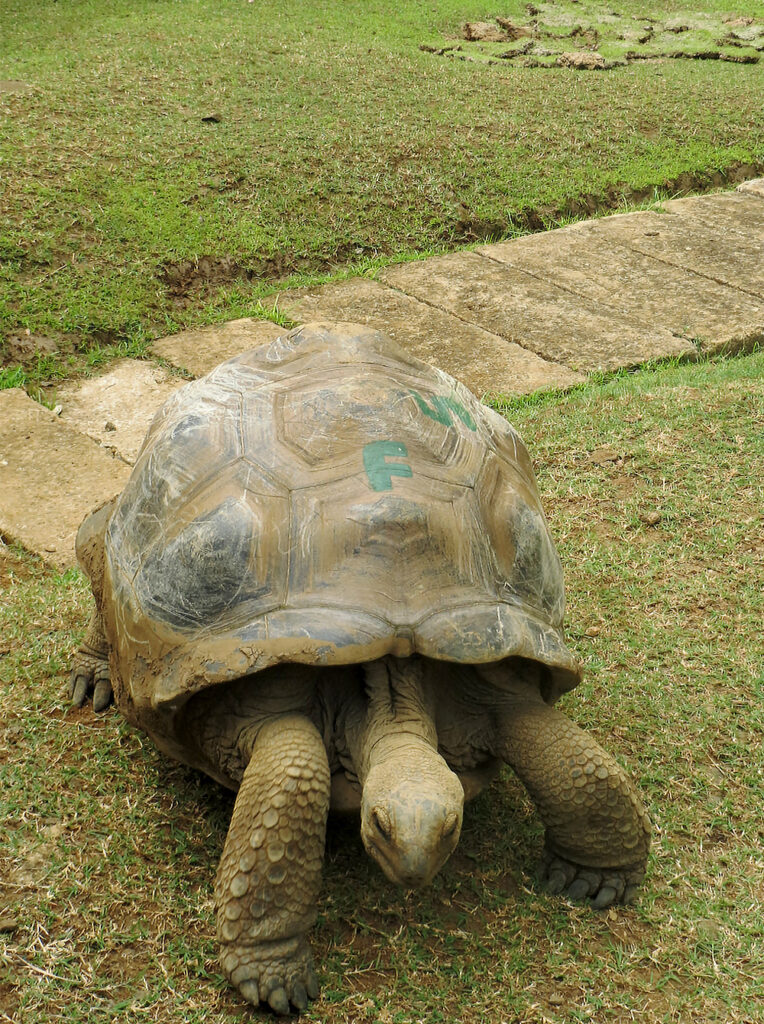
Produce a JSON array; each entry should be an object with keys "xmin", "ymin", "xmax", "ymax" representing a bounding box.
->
[
  {"xmin": 378, "ymin": 252, "xmax": 697, "ymax": 374},
  {"xmin": 0, "ymin": 388, "xmax": 132, "ymax": 569},
  {"xmin": 151, "ymin": 317, "xmax": 286, "ymax": 377},
  {"xmin": 736, "ymin": 178, "xmax": 764, "ymax": 197},
  {"xmin": 271, "ymin": 279, "xmax": 587, "ymax": 395},
  {"xmin": 55, "ymin": 358, "xmax": 185, "ymax": 465}
]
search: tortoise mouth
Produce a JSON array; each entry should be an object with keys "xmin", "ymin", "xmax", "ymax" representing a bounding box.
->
[
  {"xmin": 364, "ymin": 838, "xmax": 399, "ymax": 883},
  {"xmin": 363, "ymin": 835, "xmax": 436, "ymax": 889}
]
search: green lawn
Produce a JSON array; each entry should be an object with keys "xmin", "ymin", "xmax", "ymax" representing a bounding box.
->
[
  {"xmin": 1, "ymin": 0, "xmax": 763, "ymax": 383},
  {"xmin": 2, "ymin": 351, "xmax": 762, "ymax": 1022}
]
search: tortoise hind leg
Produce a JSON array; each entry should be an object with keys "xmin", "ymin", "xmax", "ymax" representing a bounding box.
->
[
  {"xmin": 215, "ymin": 714, "xmax": 330, "ymax": 1015},
  {"xmin": 493, "ymin": 700, "xmax": 651, "ymax": 908},
  {"xmin": 69, "ymin": 497, "xmax": 117, "ymax": 712},
  {"xmin": 69, "ymin": 607, "xmax": 112, "ymax": 711}
]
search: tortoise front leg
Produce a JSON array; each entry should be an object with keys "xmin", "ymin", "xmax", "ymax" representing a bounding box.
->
[
  {"xmin": 69, "ymin": 496, "xmax": 117, "ymax": 712},
  {"xmin": 215, "ymin": 714, "xmax": 330, "ymax": 1015},
  {"xmin": 69, "ymin": 607, "xmax": 112, "ymax": 712},
  {"xmin": 493, "ymin": 700, "xmax": 651, "ymax": 908}
]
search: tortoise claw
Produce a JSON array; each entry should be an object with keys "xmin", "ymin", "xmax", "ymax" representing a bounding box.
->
[
  {"xmin": 623, "ymin": 883, "xmax": 641, "ymax": 905},
  {"xmin": 69, "ymin": 669, "xmax": 90, "ymax": 707},
  {"xmin": 266, "ymin": 986, "xmax": 290, "ymax": 1016},
  {"xmin": 92, "ymin": 676, "xmax": 113, "ymax": 712},
  {"xmin": 566, "ymin": 877, "xmax": 593, "ymax": 901},
  {"xmin": 238, "ymin": 980, "xmax": 260, "ymax": 1007},
  {"xmin": 222, "ymin": 936, "xmax": 320, "ymax": 1014},
  {"xmin": 290, "ymin": 982, "xmax": 308, "ymax": 1011},
  {"xmin": 305, "ymin": 967, "xmax": 320, "ymax": 1000},
  {"xmin": 68, "ymin": 652, "xmax": 112, "ymax": 711},
  {"xmin": 541, "ymin": 849, "xmax": 641, "ymax": 909},
  {"xmin": 542, "ymin": 855, "xmax": 576, "ymax": 895},
  {"xmin": 592, "ymin": 885, "xmax": 619, "ymax": 909}
]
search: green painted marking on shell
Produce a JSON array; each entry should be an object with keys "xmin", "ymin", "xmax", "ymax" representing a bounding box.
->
[
  {"xmin": 363, "ymin": 440, "xmax": 413, "ymax": 491},
  {"xmin": 411, "ymin": 391, "xmax": 477, "ymax": 431}
]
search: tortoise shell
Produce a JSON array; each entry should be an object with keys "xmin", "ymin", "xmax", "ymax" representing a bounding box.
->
[{"xmin": 100, "ymin": 322, "xmax": 581, "ymax": 762}]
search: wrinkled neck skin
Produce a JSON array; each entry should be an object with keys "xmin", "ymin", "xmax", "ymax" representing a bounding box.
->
[{"xmin": 346, "ymin": 656, "xmax": 464, "ymax": 889}]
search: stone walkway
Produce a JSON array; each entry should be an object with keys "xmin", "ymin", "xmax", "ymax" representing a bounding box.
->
[{"xmin": 1, "ymin": 181, "xmax": 762, "ymax": 569}]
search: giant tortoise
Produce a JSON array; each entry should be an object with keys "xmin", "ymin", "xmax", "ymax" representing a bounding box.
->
[{"xmin": 70, "ymin": 322, "xmax": 651, "ymax": 1014}]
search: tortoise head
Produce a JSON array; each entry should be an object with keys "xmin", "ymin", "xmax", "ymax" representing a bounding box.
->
[{"xmin": 360, "ymin": 750, "xmax": 464, "ymax": 888}]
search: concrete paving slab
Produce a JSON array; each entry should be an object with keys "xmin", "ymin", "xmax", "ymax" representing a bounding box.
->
[
  {"xmin": 578, "ymin": 210, "xmax": 763, "ymax": 301},
  {"xmin": 478, "ymin": 221, "xmax": 764, "ymax": 354},
  {"xmin": 152, "ymin": 317, "xmax": 285, "ymax": 377},
  {"xmin": 55, "ymin": 360, "xmax": 185, "ymax": 464},
  {"xmin": 737, "ymin": 178, "xmax": 764, "ymax": 197},
  {"xmin": 0, "ymin": 389, "xmax": 131, "ymax": 569},
  {"xmin": 661, "ymin": 191, "xmax": 764, "ymax": 235},
  {"xmin": 274, "ymin": 277, "xmax": 585, "ymax": 395},
  {"xmin": 379, "ymin": 252, "xmax": 694, "ymax": 373}
]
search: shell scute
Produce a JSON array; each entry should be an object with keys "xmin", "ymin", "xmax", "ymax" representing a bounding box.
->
[
  {"xmin": 110, "ymin": 390, "xmax": 244, "ymax": 576},
  {"xmin": 475, "ymin": 453, "xmax": 563, "ymax": 624}
]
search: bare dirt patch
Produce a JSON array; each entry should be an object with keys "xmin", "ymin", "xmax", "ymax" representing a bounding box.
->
[
  {"xmin": 158, "ymin": 255, "xmax": 252, "ymax": 297},
  {"xmin": 157, "ymin": 243, "xmax": 396, "ymax": 303},
  {"xmin": 158, "ymin": 253, "xmax": 311, "ymax": 303},
  {"xmin": 426, "ymin": 3, "xmax": 764, "ymax": 69},
  {"xmin": 2, "ymin": 332, "xmax": 61, "ymax": 367},
  {"xmin": 0, "ymin": 542, "xmax": 36, "ymax": 584},
  {"xmin": 462, "ymin": 21, "xmax": 513, "ymax": 43},
  {"xmin": 1, "ymin": 328, "xmax": 123, "ymax": 372}
]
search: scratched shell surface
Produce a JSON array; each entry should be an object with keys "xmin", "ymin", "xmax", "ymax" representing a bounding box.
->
[{"xmin": 102, "ymin": 322, "xmax": 581, "ymax": 755}]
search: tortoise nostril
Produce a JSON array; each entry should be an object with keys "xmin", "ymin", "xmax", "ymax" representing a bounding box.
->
[{"xmin": 372, "ymin": 808, "xmax": 392, "ymax": 841}]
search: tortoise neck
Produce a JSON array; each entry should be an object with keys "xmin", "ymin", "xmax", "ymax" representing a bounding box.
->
[
  {"xmin": 352, "ymin": 656, "xmax": 465, "ymax": 888},
  {"xmin": 351, "ymin": 656, "xmax": 439, "ymax": 783}
]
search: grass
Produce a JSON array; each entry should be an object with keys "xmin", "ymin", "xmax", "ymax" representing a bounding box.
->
[
  {"xmin": 1, "ymin": 0, "xmax": 763, "ymax": 384},
  {"xmin": 1, "ymin": 350, "xmax": 762, "ymax": 1023}
]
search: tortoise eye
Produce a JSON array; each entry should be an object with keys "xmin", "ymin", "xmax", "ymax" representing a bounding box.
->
[{"xmin": 372, "ymin": 808, "xmax": 392, "ymax": 841}]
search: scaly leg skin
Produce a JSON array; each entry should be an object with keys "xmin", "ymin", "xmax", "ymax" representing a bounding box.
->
[
  {"xmin": 69, "ymin": 607, "xmax": 112, "ymax": 712},
  {"xmin": 215, "ymin": 714, "xmax": 330, "ymax": 1015},
  {"xmin": 496, "ymin": 702, "xmax": 651, "ymax": 909}
]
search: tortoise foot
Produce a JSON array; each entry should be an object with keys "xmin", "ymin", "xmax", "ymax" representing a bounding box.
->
[
  {"xmin": 221, "ymin": 935, "xmax": 319, "ymax": 1014},
  {"xmin": 69, "ymin": 607, "xmax": 112, "ymax": 712},
  {"xmin": 541, "ymin": 847, "xmax": 645, "ymax": 909},
  {"xmin": 68, "ymin": 650, "xmax": 112, "ymax": 712}
]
